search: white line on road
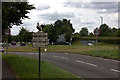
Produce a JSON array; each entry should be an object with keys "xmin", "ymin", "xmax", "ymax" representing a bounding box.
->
[
  {"xmin": 53, "ymin": 56, "xmax": 58, "ymax": 57},
  {"xmin": 53, "ymin": 56, "xmax": 69, "ymax": 59},
  {"xmin": 97, "ymin": 57, "xmax": 119, "ymax": 62},
  {"xmin": 85, "ymin": 62, "xmax": 98, "ymax": 67},
  {"xmin": 60, "ymin": 57, "xmax": 69, "ymax": 59},
  {"xmin": 75, "ymin": 60, "xmax": 97, "ymax": 67},
  {"xmin": 110, "ymin": 69, "xmax": 120, "ymax": 73},
  {"xmin": 65, "ymin": 53, "xmax": 69, "ymax": 54},
  {"xmin": 29, "ymin": 53, "xmax": 34, "ymax": 54},
  {"xmin": 75, "ymin": 60, "xmax": 85, "ymax": 63}
]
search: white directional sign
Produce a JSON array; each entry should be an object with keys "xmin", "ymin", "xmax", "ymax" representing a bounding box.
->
[{"xmin": 32, "ymin": 31, "xmax": 48, "ymax": 47}]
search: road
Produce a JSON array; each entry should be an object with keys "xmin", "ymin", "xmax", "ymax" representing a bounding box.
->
[{"xmin": 6, "ymin": 52, "xmax": 119, "ymax": 79}]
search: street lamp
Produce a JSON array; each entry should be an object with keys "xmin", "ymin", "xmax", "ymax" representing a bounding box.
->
[{"xmin": 100, "ymin": 16, "xmax": 103, "ymax": 25}]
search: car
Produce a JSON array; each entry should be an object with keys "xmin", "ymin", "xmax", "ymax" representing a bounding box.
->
[
  {"xmin": 0, "ymin": 47, "xmax": 4, "ymax": 53},
  {"xmin": 0, "ymin": 43, "xmax": 4, "ymax": 53},
  {"xmin": 20, "ymin": 42, "xmax": 25, "ymax": 46},
  {"xmin": 53, "ymin": 42, "xmax": 71, "ymax": 45},
  {"xmin": 11, "ymin": 41, "xmax": 16, "ymax": 45},
  {"xmin": 88, "ymin": 43, "xmax": 93, "ymax": 46}
]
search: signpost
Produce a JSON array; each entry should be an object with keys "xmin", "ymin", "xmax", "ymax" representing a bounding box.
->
[
  {"xmin": 94, "ymin": 28, "xmax": 100, "ymax": 54},
  {"xmin": 32, "ymin": 31, "xmax": 48, "ymax": 78},
  {"xmin": 4, "ymin": 27, "xmax": 11, "ymax": 54}
]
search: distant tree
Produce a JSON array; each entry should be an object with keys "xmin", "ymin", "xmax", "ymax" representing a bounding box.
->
[
  {"xmin": 2, "ymin": 2, "xmax": 35, "ymax": 35},
  {"xmin": 89, "ymin": 32, "xmax": 94, "ymax": 37},
  {"xmin": 99, "ymin": 24, "xmax": 111, "ymax": 36},
  {"xmin": 18, "ymin": 27, "xmax": 32, "ymax": 42},
  {"xmin": 110, "ymin": 27, "xmax": 118, "ymax": 37},
  {"xmin": 72, "ymin": 32, "xmax": 79, "ymax": 37},
  {"xmin": 79, "ymin": 27, "xmax": 88, "ymax": 37},
  {"xmin": 115, "ymin": 28, "xmax": 120, "ymax": 37}
]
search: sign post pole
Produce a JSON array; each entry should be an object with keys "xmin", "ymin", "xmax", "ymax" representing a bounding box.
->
[
  {"xmin": 94, "ymin": 28, "xmax": 100, "ymax": 54},
  {"xmin": 96, "ymin": 36, "xmax": 98, "ymax": 54},
  {"xmin": 32, "ymin": 24, "xmax": 48, "ymax": 78},
  {"xmin": 6, "ymin": 39, "xmax": 8, "ymax": 54},
  {"xmin": 39, "ymin": 46, "xmax": 41, "ymax": 78}
]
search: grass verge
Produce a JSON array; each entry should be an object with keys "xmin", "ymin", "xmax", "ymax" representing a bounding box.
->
[{"xmin": 2, "ymin": 54, "xmax": 79, "ymax": 78}]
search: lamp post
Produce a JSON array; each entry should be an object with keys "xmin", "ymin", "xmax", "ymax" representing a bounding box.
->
[{"xmin": 100, "ymin": 16, "xmax": 103, "ymax": 25}]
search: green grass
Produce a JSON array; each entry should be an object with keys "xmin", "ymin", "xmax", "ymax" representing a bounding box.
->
[
  {"xmin": 76, "ymin": 49, "xmax": 118, "ymax": 60},
  {"xmin": 2, "ymin": 54, "xmax": 79, "ymax": 78},
  {"xmin": 6, "ymin": 46, "xmax": 38, "ymax": 52},
  {"xmin": 6, "ymin": 42, "xmax": 119, "ymax": 60}
]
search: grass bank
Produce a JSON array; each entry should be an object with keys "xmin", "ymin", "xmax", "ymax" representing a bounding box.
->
[{"xmin": 2, "ymin": 54, "xmax": 78, "ymax": 78}]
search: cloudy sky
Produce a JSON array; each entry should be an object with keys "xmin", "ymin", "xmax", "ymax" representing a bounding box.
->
[{"xmin": 11, "ymin": 0, "xmax": 119, "ymax": 35}]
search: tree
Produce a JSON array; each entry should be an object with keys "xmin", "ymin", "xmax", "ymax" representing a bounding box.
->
[
  {"xmin": 99, "ymin": 24, "xmax": 111, "ymax": 36},
  {"xmin": 17, "ymin": 27, "xmax": 32, "ymax": 42},
  {"xmin": 43, "ymin": 19, "xmax": 75, "ymax": 43},
  {"xmin": 79, "ymin": 27, "xmax": 88, "ymax": 37},
  {"xmin": 115, "ymin": 28, "xmax": 120, "ymax": 37},
  {"xmin": 43, "ymin": 24, "xmax": 57, "ymax": 43},
  {"xmin": 89, "ymin": 32, "xmax": 94, "ymax": 37},
  {"xmin": 110, "ymin": 27, "xmax": 118, "ymax": 37},
  {"xmin": 2, "ymin": 2, "xmax": 35, "ymax": 34},
  {"xmin": 72, "ymin": 32, "xmax": 79, "ymax": 37}
]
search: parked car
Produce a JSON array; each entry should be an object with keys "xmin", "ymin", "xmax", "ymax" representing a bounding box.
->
[
  {"xmin": 87, "ymin": 43, "xmax": 93, "ymax": 46},
  {"xmin": 11, "ymin": 41, "xmax": 16, "ymax": 45},
  {"xmin": 0, "ymin": 43, "xmax": 4, "ymax": 53},
  {"xmin": 53, "ymin": 42, "xmax": 71, "ymax": 45},
  {"xmin": 21, "ymin": 42, "xmax": 25, "ymax": 46}
]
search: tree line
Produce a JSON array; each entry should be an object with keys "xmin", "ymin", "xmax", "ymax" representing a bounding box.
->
[
  {"xmin": 73, "ymin": 24, "xmax": 120, "ymax": 37},
  {"xmin": 5, "ymin": 20, "xmax": 120, "ymax": 43}
]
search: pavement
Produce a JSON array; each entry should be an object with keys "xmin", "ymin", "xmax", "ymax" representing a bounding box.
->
[
  {"xmin": 6, "ymin": 52, "xmax": 120, "ymax": 80},
  {"xmin": 2, "ymin": 60, "xmax": 17, "ymax": 79}
]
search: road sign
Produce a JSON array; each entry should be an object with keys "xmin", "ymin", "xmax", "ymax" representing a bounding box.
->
[
  {"xmin": 4, "ymin": 27, "xmax": 11, "ymax": 36},
  {"xmin": 94, "ymin": 28, "xmax": 100, "ymax": 36},
  {"xmin": 32, "ymin": 31, "xmax": 48, "ymax": 47}
]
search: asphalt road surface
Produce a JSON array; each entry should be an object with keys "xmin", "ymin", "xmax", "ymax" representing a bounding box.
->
[{"xmin": 6, "ymin": 52, "xmax": 120, "ymax": 79}]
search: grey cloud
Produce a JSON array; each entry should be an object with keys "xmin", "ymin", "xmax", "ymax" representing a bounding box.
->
[
  {"xmin": 64, "ymin": 2, "xmax": 118, "ymax": 13},
  {"xmin": 39, "ymin": 12, "xmax": 75, "ymax": 21},
  {"xmin": 36, "ymin": 5, "xmax": 50, "ymax": 10}
]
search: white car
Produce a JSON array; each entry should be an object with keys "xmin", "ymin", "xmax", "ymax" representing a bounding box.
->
[
  {"xmin": 0, "ymin": 43, "xmax": 4, "ymax": 53},
  {"xmin": 88, "ymin": 43, "xmax": 93, "ymax": 46},
  {"xmin": 0, "ymin": 46, "xmax": 4, "ymax": 53}
]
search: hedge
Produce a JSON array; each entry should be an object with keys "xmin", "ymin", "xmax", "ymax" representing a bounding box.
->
[{"xmin": 72, "ymin": 37, "xmax": 120, "ymax": 45}]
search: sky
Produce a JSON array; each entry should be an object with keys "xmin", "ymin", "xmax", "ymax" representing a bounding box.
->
[{"xmin": 11, "ymin": 0, "xmax": 119, "ymax": 35}]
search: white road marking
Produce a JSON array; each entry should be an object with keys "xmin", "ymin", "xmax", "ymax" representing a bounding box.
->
[
  {"xmin": 65, "ymin": 53, "xmax": 69, "ymax": 54},
  {"xmin": 75, "ymin": 60, "xmax": 97, "ymax": 67},
  {"xmin": 110, "ymin": 69, "xmax": 120, "ymax": 73},
  {"xmin": 97, "ymin": 57, "xmax": 118, "ymax": 62},
  {"xmin": 53, "ymin": 56, "xmax": 69, "ymax": 59},
  {"xmin": 75, "ymin": 60, "xmax": 85, "ymax": 63},
  {"xmin": 78, "ymin": 54, "xmax": 119, "ymax": 62},
  {"xmin": 85, "ymin": 62, "xmax": 98, "ymax": 67},
  {"xmin": 53, "ymin": 56, "xmax": 58, "ymax": 57},
  {"xmin": 60, "ymin": 57, "xmax": 69, "ymax": 59},
  {"xmin": 29, "ymin": 53, "xmax": 34, "ymax": 54}
]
